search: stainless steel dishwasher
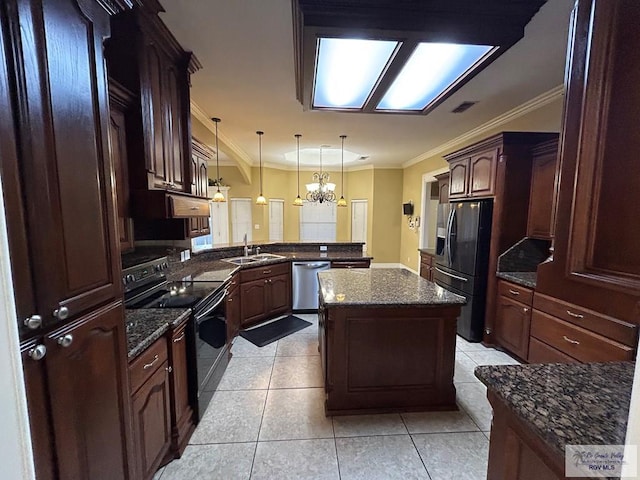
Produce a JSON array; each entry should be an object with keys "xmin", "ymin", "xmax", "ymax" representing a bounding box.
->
[{"xmin": 292, "ymin": 261, "xmax": 331, "ymax": 311}]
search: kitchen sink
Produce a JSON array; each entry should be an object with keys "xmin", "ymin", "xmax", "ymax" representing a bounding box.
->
[{"xmin": 222, "ymin": 253, "xmax": 285, "ymax": 265}]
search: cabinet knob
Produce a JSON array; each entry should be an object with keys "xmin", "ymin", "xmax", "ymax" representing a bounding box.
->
[
  {"xmin": 264, "ymin": 279, "xmax": 268, "ymax": 284},
  {"xmin": 24, "ymin": 315, "xmax": 43, "ymax": 330},
  {"xmin": 53, "ymin": 306, "xmax": 69, "ymax": 320},
  {"xmin": 228, "ymin": 298, "xmax": 233, "ymax": 302},
  {"xmin": 166, "ymin": 366, "xmax": 173, "ymax": 373},
  {"xmin": 28, "ymin": 344, "xmax": 47, "ymax": 361},
  {"xmin": 523, "ymin": 307, "xmax": 529, "ymax": 313},
  {"xmin": 57, "ymin": 334, "xmax": 73, "ymax": 348}
]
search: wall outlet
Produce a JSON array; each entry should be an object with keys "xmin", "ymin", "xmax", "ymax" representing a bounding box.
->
[
  {"xmin": 254, "ymin": 224, "xmax": 260, "ymax": 230},
  {"xmin": 320, "ymin": 245, "xmax": 327, "ymax": 252},
  {"xmin": 180, "ymin": 249, "xmax": 191, "ymax": 262}
]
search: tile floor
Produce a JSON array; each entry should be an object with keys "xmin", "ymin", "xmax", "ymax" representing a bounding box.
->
[{"xmin": 155, "ymin": 314, "xmax": 520, "ymax": 480}]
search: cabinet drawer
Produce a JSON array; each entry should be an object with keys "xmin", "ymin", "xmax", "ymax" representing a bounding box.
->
[
  {"xmin": 533, "ymin": 293, "xmax": 637, "ymax": 347},
  {"xmin": 168, "ymin": 194, "xmax": 210, "ymax": 218},
  {"xmin": 420, "ymin": 252, "xmax": 434, "ymax": 266},
  {"xmin": 530, "ymin": 310, "xmax": 634, "ymax": 362},
  {"xmin": 498, "ymin": 280, "xmax": 533, "ymax": 306},
  {"xmin": 527, "ymin": 337, "xmax": 578, "ymax": 364},
  {"xmin": 240, "ymin": 261, "xmax": 289, "ymax": 283},
  {"xmin": 330, "ymin": 260, "xmax": 371, "ymax": 269},
  {"xmin": 129, "ymin": 337, "xmax": 169, "ymax": 394}
]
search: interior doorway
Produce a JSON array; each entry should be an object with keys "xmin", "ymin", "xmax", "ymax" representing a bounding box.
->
[
  {"xmin": 230, "ymin": 198, "xmax": 252, "ymax": 243},
  {"xmin": 269, "ymin": 199, "xmax": 284, "ymax": 241},
  {"xmin": 351, "ymin": 199, "xmax": 368, "ymax": 252}
]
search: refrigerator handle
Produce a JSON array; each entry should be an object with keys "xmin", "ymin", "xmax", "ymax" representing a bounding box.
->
[
  {"xmin": 446, "ymin": 208, "xmax": 454, "ymax": 266},
  {"xmin": 448, "ymin": 207, "xmax": 457, "ymax": 265}
]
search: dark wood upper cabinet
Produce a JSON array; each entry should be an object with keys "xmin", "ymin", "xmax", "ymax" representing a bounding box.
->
[
  {"xmin": 447, "ymin": 148, "xmax": 497, "ymax": 200},
  {"xmin": 105, "ymin": 5, "xmax": 201, "ymax": 195},
  {"xmin": 434, "ymin": 172, "xmax": 450, "ymax": 204},
  {"xmin": 536, "ymin": 0, "xmax": 640, "ymax": 323},
  {"xmin": 6, "ymin": 0, "xmax": 121, "ymax": 335},
  {"xmin": 526, "ymin": 139, "xmax": 558, "ymax": 240},
  {"xmin": 448, "ymin": 158, "xmax": 469, "ymax": 199},
  {"xmin": 109, "ymin": 81, "xmax": 135, "ymax": 252}
]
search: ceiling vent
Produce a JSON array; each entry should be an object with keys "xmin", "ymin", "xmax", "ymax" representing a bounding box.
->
[{"xmin": 451, "ymin": 101, "xmax": 478, "ymax": 113}]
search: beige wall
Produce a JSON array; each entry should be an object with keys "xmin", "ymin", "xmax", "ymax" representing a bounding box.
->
[
  {"xmin": 371, "ymin": 169, "xmax": 403, "ymax": 262},
  {"xmin": 399, "ymin": 97, "xmax": 565, "ymax": 270}
]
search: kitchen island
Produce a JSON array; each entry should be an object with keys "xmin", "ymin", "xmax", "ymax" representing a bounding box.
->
[{"xmin": 318, "ymin": 268, "xmax": 465, "ymax": 415}]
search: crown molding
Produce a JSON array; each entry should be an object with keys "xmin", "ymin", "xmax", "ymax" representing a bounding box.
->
[
  {"xmin": 402, "ymin": 84, "xmax": 565, "ymax": 168},
  {"xmin": 190, "ymin": 101, "xmax": 254, "ymax": 182}
]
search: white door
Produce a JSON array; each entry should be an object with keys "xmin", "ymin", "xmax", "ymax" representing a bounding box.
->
[
  {"xmin": 230, "ymin": 198, "xmax": 252, "ymax": 243},
  {"xmin": 210, "ymin": 201, "xmax": 229, "ymax": 245},
  {"xmin": 351, "ymin": 199, "xmax": 368, "ymax": 252},
  {"xmin": 269, "ymin": 199, "xmax": 284, "ymax": 241}
]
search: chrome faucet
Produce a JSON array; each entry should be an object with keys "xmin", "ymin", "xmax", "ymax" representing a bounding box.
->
[
  {"xmin": 255, "ymin": 246, "xmax": 261, "ymax": 256},
  {"xmin": 243, "ymin": 233, "xmax": 249, "ymax": 257}
]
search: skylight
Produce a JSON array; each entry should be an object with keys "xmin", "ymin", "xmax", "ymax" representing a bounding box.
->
[
  {"xmin": 313, "ymin": 38, "xmax": 398, "ymax": 109},
  {"xmin": 377, "ymin": 43, "xmax": 494, "ymax": 111}
]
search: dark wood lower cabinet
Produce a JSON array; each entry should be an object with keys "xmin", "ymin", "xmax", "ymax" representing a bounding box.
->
[
  {"xmin": 239, "ymin": 263, "xmax": 292, "ymax": 327},
  {"xmin": 494, "ymin": 296, "xmax": 531, "ymax": 361},
  {"xmin": 43, "ymin": 302, "xmax": 134, "ymax": 480},
  {"xmin": 487, "ymin": 390, "xmax": 562, "ymax": 480},
  {"xmin": 131, "ymin": 362, "xmax": 172, "ymax": 480},
  {"xmin": 226, "ymin": 281, "xmax": 241, "ymax": 340},
  {"xmin": 168, "ymin": 321, "xmax": 195, "ymax": 456}
]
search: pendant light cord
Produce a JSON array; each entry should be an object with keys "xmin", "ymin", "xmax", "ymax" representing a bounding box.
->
[
  {"xmin": 257, "ymin": 131, "xmax": 264, "ymax": 194},
  {"xmin": 340, "ymin": 135, "xmax": 346, "ymax": 195},
  {"xmin": 213, "ymin": 118, "xmax": 221, "ymax": 191},
  {"xmin": 295, "ymin": 134, "xmax": 301, "ymax": 197}
]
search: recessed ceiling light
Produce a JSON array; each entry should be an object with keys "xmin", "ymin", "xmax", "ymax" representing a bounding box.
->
[
  {"xmin": 313, "ymin": 38, "xmax": 398, "ymax": 109},
  {"xmin": 377, "ymin": 43, "xmax": 494, "ymax": 111}
]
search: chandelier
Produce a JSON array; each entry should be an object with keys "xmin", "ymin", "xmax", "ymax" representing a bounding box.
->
[{"xmin": 306, "ymin": 145, "xmax": 336, "ymax": 203}]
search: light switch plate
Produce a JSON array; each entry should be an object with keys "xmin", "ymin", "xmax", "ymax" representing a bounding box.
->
[
  {"xmin": 254, "ymin": 224, "xmax": 260, "ymax": 230},
  {"xmin": 320, "ymin": 245, "xmax": 328, "ymax": 251}
]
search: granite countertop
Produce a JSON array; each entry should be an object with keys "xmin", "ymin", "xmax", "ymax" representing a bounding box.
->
[
  {"xmin": 496, "ymin": 271, "xmax": 537, "ymax": 289},
  {"xmin": 168, "ymin": 252, "xmax": 373, "ymax": 282},
  {"xmin": 475, "ymin": 362, "xmax": 635, "ymax": 457},
  {"xmin": 125, "ymin": 308, "xmax": 190, "ymax": 359},
  {"xmin": 318, "ymin": 267, "xmax": 466, "ymax": 307}
]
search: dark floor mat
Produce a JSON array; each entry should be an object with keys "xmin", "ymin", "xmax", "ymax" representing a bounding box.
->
[{"xmin": 239, "ymin": 315, "xmax": 312, "ymax": 347}]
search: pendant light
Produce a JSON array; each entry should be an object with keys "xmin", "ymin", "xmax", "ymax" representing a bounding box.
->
[
  {"xmin": 211, "ymin": 117, "xmax": 225, "ymax": 202},
  {"xmin": 337, "ymin": 134, "xmax": 347, "ymax": 207},
  {"xmin": 256, "ymin": 130, "xmax": 267, "ymax": 205},
  {"xmin": 293, "ymin": 134, "xmax": 303, "ymax": 206}
]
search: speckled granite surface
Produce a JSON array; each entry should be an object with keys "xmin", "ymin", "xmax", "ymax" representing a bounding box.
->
[
  {"xmin": 168, "ymin": 251, "xmax": 372, "ymax": 282},
  {"xmin": 475, "ymin": 362, "xmax": 634, "ymax": 457},
  {"xmin": 498, "ymin": 237, "xmax": 550, "ymax": 272},
  {"xmin": 125, "ymin": 309, "xmax": 190, "ymax": 359},
  {"xmin": 318, "ymin": 268, "xmax": 466, "ymax": 307},
  {"xmin": 496, "ymin": 271, "xmax": 537, "ymax": 289}
]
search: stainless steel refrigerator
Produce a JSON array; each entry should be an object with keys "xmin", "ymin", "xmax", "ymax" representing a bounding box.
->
[{"xmin": 433, "ymin": 200, "xmax": 493, "ymax": 342}]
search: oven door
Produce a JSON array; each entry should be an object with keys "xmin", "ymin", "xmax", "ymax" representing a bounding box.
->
[{"xmin": 192, "ymin": 286, "xmax": 229, "ymax": 420}]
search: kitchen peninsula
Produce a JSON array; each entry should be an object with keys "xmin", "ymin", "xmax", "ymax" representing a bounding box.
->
[{"xmin": 318, "ymin": 268, "xmax": 465, "ymax": 415}]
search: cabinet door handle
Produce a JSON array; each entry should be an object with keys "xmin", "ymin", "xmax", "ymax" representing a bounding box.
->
[
  {"xmin": 508, "ymin": 289, "xmax": 520, "ymax": 296},
  {"xmin": 566, "ymin": 310, "xmax": 584, "ymax": 319},
  {"xmin": 190, "ymin": 206, "xmax": 199, "ymax": 210},
  {"xmin": 563, "ymin": 335, "xmax": 580, "ymax": 345},
  {"xmin": 28, "ymin": 344, "xmax": 47, "ymax": 361},
  {"xmin": 57, "ymin": 334, "xmax": 73, "ymax": 348},
  {"xmin": 53, "ymin": 306, "xmax": 70, "ymax": 320},
  {"xmin": 143, "ymin": 354, "xmax": 159, "ymax": 370},
  {"xmin": 173, "ymin": 333, "xmax": 185, "ymax": 343},
  {"xmin": 24, "ymin": 315, "xmax": 43, "ymax": 330},
  {"xmin": 228, "ymin": 298, "xmax": 233, "ymax": 302},
  {"xmin": 166, "ymin": 366, "xmax": 173, "ymax": 373},
  {"xmin": 263, "ymin": 270, "xmax": 271, "ymax": 274},
  {"xmin": 264, "ymin": 279, "xmax": 268, "ymax": 284}
]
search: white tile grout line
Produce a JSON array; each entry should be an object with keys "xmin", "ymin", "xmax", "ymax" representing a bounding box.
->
[
  {"xmin": 248, "ymin": 344, "xmax": 277, "ymax": 479},
  {"xmin": 400, "ymin": 414, "xmax": 434, "ymax": 480},
  {"xmin": 331, "ymin": 413, "xmax": 342, "ymax": 479}
]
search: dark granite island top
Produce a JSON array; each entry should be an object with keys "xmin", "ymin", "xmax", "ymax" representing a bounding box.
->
[
  {"xmin": 317, "ymin": 268, "xmax": 464, "ymax": 415},
  {"xmin": 125, "ymin": 309, "xmax": 190, "ymax": 359},
  {"xmin": 475, "ymin": 362, "xmax": 635, "ymax": 479},
  {"xmin": 318, "ymin": 268, "xmax": 466, "ymax": 307}
]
